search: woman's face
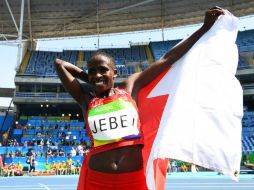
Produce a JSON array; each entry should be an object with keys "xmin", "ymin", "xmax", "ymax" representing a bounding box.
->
[{"xmin": 88, "ymin": 54, "xmax": 117, "ymax": 97}]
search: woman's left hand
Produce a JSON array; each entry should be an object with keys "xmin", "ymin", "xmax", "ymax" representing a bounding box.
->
[{"xmin": 202, "ymin": 6, "xmax": 225, "ymax": 31}]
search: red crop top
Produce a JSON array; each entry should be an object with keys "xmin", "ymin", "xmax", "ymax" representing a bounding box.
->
[{"xmin": 85, "ymin": 88, "xmax": 143, "ymax": 155}]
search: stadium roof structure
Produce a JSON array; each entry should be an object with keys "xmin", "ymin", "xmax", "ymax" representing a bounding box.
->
[{"xmin": 1, "ymin": 0, "xmax": 254, "ymax": 43}]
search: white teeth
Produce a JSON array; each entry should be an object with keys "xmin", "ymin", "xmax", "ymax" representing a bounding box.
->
[{"xmin": 95, "ymin": 81, "xmax": 104, "ymax": 85}]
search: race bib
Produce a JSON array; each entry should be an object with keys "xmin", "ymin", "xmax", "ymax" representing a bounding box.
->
[{"xmin": 88, "ymin": 99, "xmax": 140, "ymax": 147}]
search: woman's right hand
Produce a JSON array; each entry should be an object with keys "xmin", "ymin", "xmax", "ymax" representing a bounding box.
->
[
  {"xmin": 55, "ymin": 59, "xmax": 88, "ymax": 82},
  {"xmin": 55, "ymin": 58, "xmax": 89, "ymax": 107}
]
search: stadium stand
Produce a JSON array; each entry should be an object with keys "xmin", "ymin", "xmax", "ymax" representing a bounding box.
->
[
  {"xmin": 22, "ymin": 47, "xmax": 149, "ymax": 78},
  {"xmin": 25, "ymin": 51, "xmax": 78, "ymax": 77},
  {"xmin": 0, "ymin": 114, "xmax": 89, "ymax": 175},
  {"xmin": 242, "ymin": 109, "xmax": 254, "ymax": 154},
  {"xmin": 0, "ymin": 113, "xmax": 14, "ymax": 133},
  {"xmin": 17, "ymin": 29, "xmax": 254, "ymax": 79},
  {"xmin": 236, "ymin": 29, "xmax": 254, "ymax": 52},
  {"xmin": 18, "ymin": 116, "xmax": 88, "ymax": 144},
  {"xmin": 149, "ymin": 40, "xmax": 181, "ymax": 61}
]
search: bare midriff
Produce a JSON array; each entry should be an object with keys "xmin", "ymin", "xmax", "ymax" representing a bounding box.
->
[{"xmin": 88, "ymin": 144, "xmax": 143, "ymax": 173}]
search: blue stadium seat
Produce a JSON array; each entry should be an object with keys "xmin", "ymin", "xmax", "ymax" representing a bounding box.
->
[{"xmin": 25, "ymin": 51, "xmax": 78, "ymax": 77}]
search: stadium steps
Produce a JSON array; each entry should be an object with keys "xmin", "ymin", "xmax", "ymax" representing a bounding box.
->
[
  {"xmin": 144, "ymin": 45, "xmax": 154, "ymax": 64},
  {"xmin": 20, "ymin": 51, "xmax": 32, "ymax": 73},
  {"xmin": 77, "ymin": 51, "xmax": 84, "ymax": 67}
]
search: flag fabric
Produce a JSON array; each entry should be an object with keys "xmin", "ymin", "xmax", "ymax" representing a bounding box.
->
[
  {"xmin": 139, "ymin": 69, "xmax": 170, "ymax": 190},
  {"xmin": 138, "ymin": 12, "xmax": 243, "ymax": 190}
]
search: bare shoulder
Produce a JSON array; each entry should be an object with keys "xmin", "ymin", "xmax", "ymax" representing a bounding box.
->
[{"xmin": 121, "ymin": 72, "xmax": 141, "ymax": 94}]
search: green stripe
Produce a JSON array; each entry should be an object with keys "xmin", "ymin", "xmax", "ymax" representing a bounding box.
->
[
  {"xmin": 94, "ymin": 138, "xmax": 121, "ymax": 143},
  {"xmin": 89, "ymin": 99, "xmax": 132, "ymax": 116}
]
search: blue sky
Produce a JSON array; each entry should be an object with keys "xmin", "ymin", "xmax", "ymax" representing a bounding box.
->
[{"xmin": 0, "ymin": 15, "xmax": 254, "ymax": 107}]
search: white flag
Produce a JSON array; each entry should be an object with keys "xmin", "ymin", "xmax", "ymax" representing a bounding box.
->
[{"xmin": 146, "ymin": 12, "xmax": 243, "ymax": 190}]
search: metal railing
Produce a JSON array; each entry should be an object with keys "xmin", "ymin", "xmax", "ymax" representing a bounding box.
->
[{"xmin": 15, "ymin": 92, "xmax": 72, "ymax": 99}]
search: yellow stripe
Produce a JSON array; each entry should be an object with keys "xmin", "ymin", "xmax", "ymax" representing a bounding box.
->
[
  {"xmin": 135, "ymin": 64, "xmax": 142, "ymax": 72},
  {"xmin": 144, "ymin": 45, "xmax": 154, "ymax": 64},
  {"xmin": 94, "ymin": 138, "xmax": 121, "ymax": 147},
  {"xmin": 20, "ymin": 51, "xmax": 32, "ymax": 73},
  {"xmin": 77, "ymin": 51, "xmax": 84, "ymax": 66}
]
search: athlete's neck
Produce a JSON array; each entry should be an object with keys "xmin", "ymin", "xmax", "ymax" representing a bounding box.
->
[{"xmin": 97, "ymin": 88, "xmax": 116, "ymax": 98}]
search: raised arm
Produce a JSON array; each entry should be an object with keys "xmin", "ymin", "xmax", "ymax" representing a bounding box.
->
[
  {"xmin": 124, "ymin": 7, "xmax": 225, "ymax": 100},
  {"xmin": 54, "ymin": 59, "xmax": 90, "ymax": 106}
]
